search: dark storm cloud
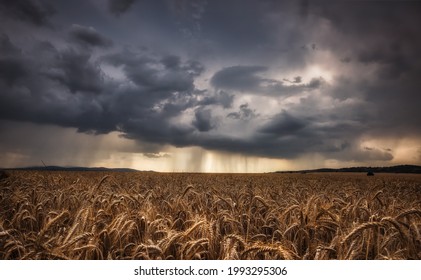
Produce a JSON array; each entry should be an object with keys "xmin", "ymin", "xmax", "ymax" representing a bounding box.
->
[
  {"xmin": 195, "ymin": 89, "xmax": 234, "ymax": 109},
  {"xmin": 0, "ymin": 35, "xmax": 221, "ymax": 147},
  {"xmin": 227, "ymin": 103, "xmax": 258, "ymax": 121},
  {"xmin": 1, "ymin": 0, "xmax": 421, "ymax": 165},
  {"xmin": 0, "ymin": 58, "xmax": 27, "ymax": 86},
  {"xmin": 198, "ymin": 1, "xmax": 285, "ymax": 55},
  {"xmin": 283, "ymin": 76, "xmax": 302, "ymax": 84},
  {"xmin": 314, "ymin": 0, "xmax": 421, "ymax": 77},
  {"xmin": 46, "ymin": 49, "xmax": 105, "ymax": 94},
  {"xmin": 103, "ymin": 51, "xmax": 197, "ymax": 93},
  {"xmin": 192, "ymin": 108, "xmax": 215, "ymax": 132},
  {"xmin": 0, "ymin": 34, "xmax": 22, "ymax": 55},
  {"xmin": 0, "ymin": 34, "xmax": 28, "ymax": 86},
  {"xmin": 69, "ymin": 24, "xmax": 113, "ymax": 48},
  {"xmin": 260, "ymin": 111, "xmax": 307, "ymax": 135},
  {"xmin": 0, "ymin": 35, "xmax": 27, "ymax": 85},
  {"xmin": 182, "ymin": 60, "xmax": 205, "ymax": 77},
  {"xmin": 211, "ymin": 66, "xmax": 268, "ymax": 92},
  {"xmin": 0, "ymin": 0, "xmax": 55, "ymax": 26},
  {"xmin": 0, "ymin": 35, "xmax": 110, "ymax": 132},
  {"xmin": 362, "ymin": 147, "xmax": 393, "ymax": 161},
  {"xmin": 312, "ymin": 1, "xmax": 421, "ymax": 138},
  {"xmin": 108, "ymin": 0, "xmax": 137, "ymax": 16},
  {"xmin": 211, "ymin": 65, "xmax": 324, "ymax": 96}
]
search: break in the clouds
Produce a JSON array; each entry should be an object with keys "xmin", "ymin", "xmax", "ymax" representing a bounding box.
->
[{"xmin": 1, "ymin": 0, "xmax": 421, "ymax": 171}]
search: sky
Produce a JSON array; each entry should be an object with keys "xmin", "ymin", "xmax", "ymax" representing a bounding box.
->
[{"xmin": 0, "ymin": 0, "xmax": 421, "ymax": 172}]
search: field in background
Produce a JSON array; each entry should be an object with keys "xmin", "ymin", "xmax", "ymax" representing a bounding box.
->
[{"xmin": 1, "ymin": 171, "xmax": 420, "ymax": 260}]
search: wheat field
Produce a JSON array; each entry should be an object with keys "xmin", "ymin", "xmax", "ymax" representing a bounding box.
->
[{"xmin": 0, "ymin": 171, "xmax": 420, "ymax": 260}]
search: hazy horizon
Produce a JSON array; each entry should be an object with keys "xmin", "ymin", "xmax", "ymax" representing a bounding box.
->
[{"xmin": 1, "ymin": 0, "xmax": 421, "ymax": 172}]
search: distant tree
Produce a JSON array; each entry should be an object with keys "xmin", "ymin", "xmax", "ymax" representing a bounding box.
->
[{"xmin": 367, "ymin": 171, "xmax": 374, "ymax": 176}]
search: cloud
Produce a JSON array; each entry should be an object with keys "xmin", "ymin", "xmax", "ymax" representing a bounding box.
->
[
  {"xmin": 361, "ymin": 147, "xmax": 394, "ymax": 161},
  {"xmin": 0, "ymin": 34, "xmax": 401, "ymax": 163},
  {"xmin": 108, "ymin": 0, "xmax": 136, "ymax": 16},
  {"xmin": 103, "ymin": 51, "xmax": 196, "ymax": 93},
  {"xmin": 1, "ymin": 0, "xmax": 421, "ymax": 169},
  {"xmin": 210, "ymin": 65, "xmax": 324, "ymax": 96},
  {"xmin": 260, "ymin": 111, "xmax": 307, "ymax": 135},
  {"xmin": 226, "ymin": 103, "xmax": 258, "ymax": 120},
  {"xmin": 143, "ymin": 152, "xmax": 171, "ymax": 159},
  {"xmin": 0, "ymin": 39, "xmax": 209, "ymax": 145},
  {"xmin": 283, "ymin": 76, "xmax": 302, "ymax": 84},
  {"xmin": 0, "ymin": 34, "xmax": 22, "ymax": 55},
  {"xmin": 0, "ymin": 58, "xmax": 27, "ymax": 86},
  {"xmin": 169, "ymin": 0, "xmax": 208, "ymax": 39},
  {"xmin": 210, "ymin": 66, "xmax": 268, "ymax": 92},
  {"xmin": 46, "ymin": 49, "xmax": 105, "ymax": 94},
  {"xmin": 0, "ymin": 37, "xmax": 109, "ymax": 133},
  {"xmin": 0, "ymin": 34, "xmax": 28, "ymax": 86},
  {"xmin": 0, "ymin": 35, "xmax": 27, "ymax": 86},
  {"xmin": 192, "ymin": 108, "xmax": 216, "ymax": 132},
  {"xmin": 198, "ymin": 90, "xmax": 234, "ymax": 109},
  {"xmin": 0, "ymin": 0, "xmax": 55, "ymax": 26},
  {"xmin": 69, "ymin": 24, "xmax": 113, "ymax": 48}
]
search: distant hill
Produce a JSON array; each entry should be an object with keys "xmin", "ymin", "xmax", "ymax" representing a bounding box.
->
[
  {"xmin": 3, "ymin": 166, "xmax": 139, "ymax": 172},
  {"xmin": 275, "ymin": 165, "xmax": 421, "ymax": 174}
]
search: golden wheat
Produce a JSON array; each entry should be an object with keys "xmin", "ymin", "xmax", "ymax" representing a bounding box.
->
[{"xmin": 0, "ymin": 171, "xmax": 420, "ymax": 259}]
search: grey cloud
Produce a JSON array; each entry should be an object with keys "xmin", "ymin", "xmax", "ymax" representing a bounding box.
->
[
  {"xmin": 0, "ymin": 58, "xmax": 27, "ymax": 86},
  {"xmin": 360, "ymin": 147, "xmax": 393, "ymax": 161},
  {"xmin": 108, "ymin": 0, "xmax": 136, "ymax": 16},
  {"xmin": 226, "ymin": 112, "xmax": 240, "ymax": 119},
  {"xmin": 0, "ymin": 36, "xmax": 105, "ymax": 96},
  {"xmin": 211, "ymin": 65, "xmax": 325, "ymax": 96},
  {"xmin": 283, "ymin": 76, "xmax": 302, "ymax": 84},
  {"xmin": 1, "ymin": 0, "xmax": 420, "ymax": 166},
  {"xmin": 0, "ymin": 31, "xmax": 395, "ymax": 163},
  {"xmin": 0, "ymin": 38, "xmax": 209, "ymax": 145},
  {"xmin": 182, "ymin": 60, "xmax": 205, "ymax": 77},
  {"xmin": 327, "ymin": 74, "xmax": 421, "ymax": 138},
  {"xmin": 357, "ymin": 46, "xmax": 411, "ymax": 80},
  {"xmin": 192, "ymin": 108, "xmax": 215, "ymax": 132},
  {"xmin": 143, "ymin": 152, "xmax": 171, "ymax": 159},
  {"xmin": 227, "ymin": 103, "xmax": 258, "ymax": 120},
  {"xmin": 340, "ymin": 57, "xmax": 351, "ymax": 63},
  {"xmin": 46, "ymin": 49, "xmax": 104, "ymax": 94},
  {"xmin": 0, "ymin": 34, "xmax": 27, "ymax": 85},
  {"xmin": 346, "ymin": 146, "xmax": 394, "ymax": 162},
  {"xmin": 260, "ymin": 111, "xmax": 307, "ymax": 135},
  {"xmin": 210, "ymin": 66, "xmax": 267, "ymax": 92},
  {"xmin": 160, "ymin": 56, "xmax": 204, "ymax": 77},
  {"xmin": 314, "ymin": 0, "xmax": 421, "ymax": 82},
  {"xmin": 103, "ymin": 52, "xmax": 195, "ymax": 93},
  {"xmin": 169, "ymin": 0, "xmax": 207, "ymax": 39},
  {"xmin": 0, "ymin": 34, "xmax": 22, "ymax": 56},
  {"xmin": 0, "ymin": 0, "xmax": 55, "ymax": 26},
  {"xmin": 199, "ymin": 90, "xmax": 234, "ymax": 109},
  {"xmin": 307, "ymin": 77, "xmax": 325, "ymax": 89},
  {"xmin": 0, "ymin": 37, "xmax": 109, "ymax": 132},
  {"xmin": 196, "ymin": 1, "xmax": 286, "ymax": 57},
  {"xmin": 69, "ymin": 24, "xmax": 113, "ymax": 48},
  {"xmin": 160, "ymin": 55, "xmax": 181, "ymax": 69}
]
